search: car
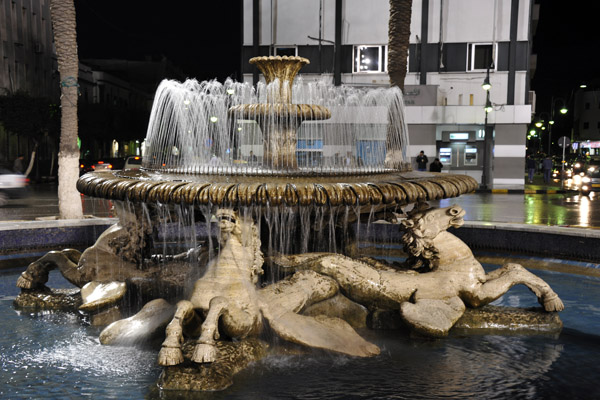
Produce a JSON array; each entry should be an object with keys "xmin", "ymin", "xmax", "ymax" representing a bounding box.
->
[
  {"xmin": 91, "ymin": 160, "xmax": 113, "ymax": 171},
  {"xmin": 123, "ymin": 156, "xmax": 142, "ymax": 170},
  {"xmin": 79, "ymin": 159, "xmax": 93, "ymax": 175},
  {"xmin": 565, "ymin": 159, "xmax": 600, "ymax": 195},
  {"xmin": 0, "ymin": 168, "xmax": 29, "ymax": 206}
]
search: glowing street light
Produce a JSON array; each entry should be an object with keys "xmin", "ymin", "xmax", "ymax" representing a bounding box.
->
[{"xmin": 482, "ymin": 76, "xmax": 491, "ymax": 91}]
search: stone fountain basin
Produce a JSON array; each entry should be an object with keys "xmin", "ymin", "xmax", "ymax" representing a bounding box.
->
[{"xmin": 76, "ymin": 170, "xmax": 478, "ymax": 207}]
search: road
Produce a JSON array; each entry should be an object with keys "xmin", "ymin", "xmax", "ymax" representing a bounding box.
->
[
  {"xmin": 2, "ymin": 182, "xmax": 600, "ymax": 229},
  {"xmin": 0, "ymin": 183, "xmax": 114, "ymax": 221}
]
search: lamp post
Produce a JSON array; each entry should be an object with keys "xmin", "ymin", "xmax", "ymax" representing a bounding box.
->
[
  {"xmin": 548, "ymin": 97, "xmax": 568, "ymax": 156},
  {"xmin": 481, "ymin": 67, "xmax": 493, "ymax": 189}
]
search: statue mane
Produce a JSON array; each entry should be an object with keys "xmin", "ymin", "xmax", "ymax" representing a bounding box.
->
[{"xmin": 400, "ymin": 204, "xmax": 464, "ymax": 271}]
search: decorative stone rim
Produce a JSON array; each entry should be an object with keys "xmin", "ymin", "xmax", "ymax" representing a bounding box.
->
[{"xmin": 77, "ymin": 170, "xmax": 478, "ymax": 207}]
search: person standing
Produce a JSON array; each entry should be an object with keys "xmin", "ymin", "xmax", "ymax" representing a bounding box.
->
[
  {"xmin": 542, "ymin": 156, "xmax": 553, "ymax": 184},
  {"xmin": 429, "ymin": 158, "xmax": 443, "ymax": 172},
  {"xmin": 526, "ymin": 156, "xmax": 536, "ymax": 183},
  {"xmin": 13, "ymin": 154, "xmax": 25, "ymax": 174},
  {"xmin": 416, "ymin": 150, "xmax": 428, "ymax": 171},
  {"xmin": 248, "ymin": 151, "xmax": 258, "ymax": 165}
]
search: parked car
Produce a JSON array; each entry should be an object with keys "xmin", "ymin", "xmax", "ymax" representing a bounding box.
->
[
  {"xmin": 123, "ymin": 156, "xmax": 142, "ymax": 170},
  {"xmin": 0, "ymin": 168, "xmax": 29, "ymax": 206}
]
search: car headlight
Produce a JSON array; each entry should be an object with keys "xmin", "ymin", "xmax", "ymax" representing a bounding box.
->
[
  {"xmin": 582, "ymin": 185, "xmax": 589, "ymax": 191},
  {"xmin": 589, "ymin": 167, "xmax": 596, "ymax": 173},
  {"xmin": 583, "ymin": 176, "xmax": 591, "ymax": 183},
  {"xmin": 575, "ymin": 163, "xmax": 581, "ymax": 168}
]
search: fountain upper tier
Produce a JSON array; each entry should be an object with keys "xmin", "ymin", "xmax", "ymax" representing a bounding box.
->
[{"xmin": 141, "ymin": 56, "xmax": 410, "ymax": 175}]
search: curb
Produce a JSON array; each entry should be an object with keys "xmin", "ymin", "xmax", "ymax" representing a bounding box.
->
[{"xmin": 475, "ymin": 188, "xmax": 574, "ymax": 194}]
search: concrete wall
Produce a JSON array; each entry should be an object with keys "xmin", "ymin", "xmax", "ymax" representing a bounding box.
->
[{"xmin": 493, "ymin": 124, "xmax": 527, "ymax": 187}]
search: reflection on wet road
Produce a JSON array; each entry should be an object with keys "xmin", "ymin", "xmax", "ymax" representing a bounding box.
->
[{"xmin": 430, "ymin": 192, "xmax": 600, "ymax": 228}]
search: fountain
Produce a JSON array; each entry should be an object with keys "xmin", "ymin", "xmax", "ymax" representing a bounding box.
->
[{"xmin": 12, "ymin": 56, "xmax": 567, "ymax": 394}]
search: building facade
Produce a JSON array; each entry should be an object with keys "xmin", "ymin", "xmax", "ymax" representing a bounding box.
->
[{"xmin": 241, "ymin": 0, "xmax": 535, "ymax": 188}]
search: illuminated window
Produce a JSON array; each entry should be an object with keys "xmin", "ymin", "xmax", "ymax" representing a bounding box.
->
[
  {"xmin": 353, "ymin": 45, "xmax": 387, "ymax": 73},
  {"xmin": 467, "ymin": 43, "xmax": 496, "ymax": 71}
]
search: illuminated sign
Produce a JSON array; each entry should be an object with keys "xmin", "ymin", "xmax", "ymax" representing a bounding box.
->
[{"xmin": 449, "ymin": 133, "xmax": 469, "ymax": 140}]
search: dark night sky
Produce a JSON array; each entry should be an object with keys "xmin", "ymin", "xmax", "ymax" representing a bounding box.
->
[
  {"xmin": 74, "ymin": 1, "xmax": 599, "ymax": 115},
  {"xmin": 74, "ymin": 1, "xmax": 242, "ymax": 82},
  {"xmin": 531, "ymin": 1, "xmax": 600, "ymax": 111}
]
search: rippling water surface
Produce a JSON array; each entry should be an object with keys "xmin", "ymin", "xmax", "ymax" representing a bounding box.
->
[{"xmin": 1, "ymin": 264, "xmax": 599, "ymax": 400}]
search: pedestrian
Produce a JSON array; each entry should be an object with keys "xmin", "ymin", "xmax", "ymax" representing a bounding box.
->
[
  {"xmin": 429, "ymin": 158, "xmax": 443, "ymax": 172},
  {"xmin": 526, "ymin": 156, "xmax": 536, "ymax": 183},
  {"xmin": 542, "ymin": 156, "xmax": 553, "ymax": 184},
  {"xmin": 248, "ymin": 150, "xmax": 258, "ymax": 165},
  {"xmin": 209, "ymin": 154, "xmax": 221, "ymax": 167},
  {"xmin": 13, "ymin": 154, "xmax": 25, "ymax": 174},
  {"xmin": 416, "ymin": 150, "xmax": 428, "ymax": 171}
]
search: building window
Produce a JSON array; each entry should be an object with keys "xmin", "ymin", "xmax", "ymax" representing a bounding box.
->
[
  {"xmin": 353, "ymin": 45, "xmax": 387, "ymax": 73},
  {"xmin": 583, "ymin": 122, "xmax": 589, "ymax": 129},
  {"xmin": 467, "ymin": 43, "xmax": 496, "ymax": 71},
  {"xmin": 274, "ymin": 46, "xmax": 297, "ymax": 57}
]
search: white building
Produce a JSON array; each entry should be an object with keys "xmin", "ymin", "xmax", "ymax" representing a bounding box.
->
[{"xmin": 241, "ymin": 0, "xmax": 536, "ymax": 189}]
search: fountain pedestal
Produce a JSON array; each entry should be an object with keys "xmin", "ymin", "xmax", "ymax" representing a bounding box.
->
[{"xmin": 229, "ymin": 56, "xmax": 331, "ymax": 170}]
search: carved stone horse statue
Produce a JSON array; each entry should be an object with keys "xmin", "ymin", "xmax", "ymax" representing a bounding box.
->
[
  {"xmin": 272, "ymin": 205, "xmax": 564, "ymax": 337},
  {"xmin": 158, "ymin": 209, "xmax": 379, "ymax": 366}
]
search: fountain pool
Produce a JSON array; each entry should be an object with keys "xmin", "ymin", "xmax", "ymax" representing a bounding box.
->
[{"xmin": 2, "ymin": 257, "xmax": 600, "ymax": 399}]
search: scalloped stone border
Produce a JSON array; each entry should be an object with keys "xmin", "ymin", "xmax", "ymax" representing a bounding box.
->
[{"xmin": 77, "ymin": 171, "xmax": 478, "ymax": 207}]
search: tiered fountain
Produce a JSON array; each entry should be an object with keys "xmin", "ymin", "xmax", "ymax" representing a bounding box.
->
[{"xmin": 14, "ymin": 56, "xmax": 565, "ymax": 394}]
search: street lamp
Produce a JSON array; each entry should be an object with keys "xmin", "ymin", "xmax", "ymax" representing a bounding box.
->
[
  {"xmin": 481, "ymin": 66, "xmax": 493, "ymax": 189},
  {"xmin": 548, "ymin": 97, "xmax": 568, "ymax": 155},
  {"xmin": 482, "ymin": 76, "xmax": 491, "ymax": 91}
]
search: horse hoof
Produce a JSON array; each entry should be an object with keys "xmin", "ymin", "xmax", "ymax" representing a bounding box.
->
[
  {"xmin": 192, "ymin": 343, "xmax": 217, "ymax": 364},
  {"xmin": 158, "ymin": 346, "xmax": 184, "ymax": 366},
  {"xmin": 543, "ymin": 293, "xmax": 564, "ymax": 312},
  {"xmin": 16, "ymin": 272, "xmax": 35, "ymax": 289}
]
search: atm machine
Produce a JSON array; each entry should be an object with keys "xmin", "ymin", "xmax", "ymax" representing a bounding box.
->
[{"xmin": 436, "ymin": 131, "xmax": 483, "ymax": 171}]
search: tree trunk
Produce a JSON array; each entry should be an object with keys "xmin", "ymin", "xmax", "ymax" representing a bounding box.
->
[
  {"xmin": 385, "ymin": 0, "xmax": 413, "ymax": 170},
  {"xmin": 388, "ymin": 0, "xmax": 412, "ymax": 91},
  {"xmin": 24, "ymin": 143, "xmax": 37, "ymax": 177},
  {"xmin": 50, "ymin": 0, "xmax": 83, "ymax": 219}
]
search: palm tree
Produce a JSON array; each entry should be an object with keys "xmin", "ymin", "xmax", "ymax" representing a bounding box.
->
[
  {"xmin": 50, "ymin": 0, "xmax": 83, "ymax": 219},
  {"xmin": 388, "ymin": 0, "xmax": 412, "ymax": 91},
  {"xmin": 385, "ymin": 0, "xmax": 413, "ymax": 170}
]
